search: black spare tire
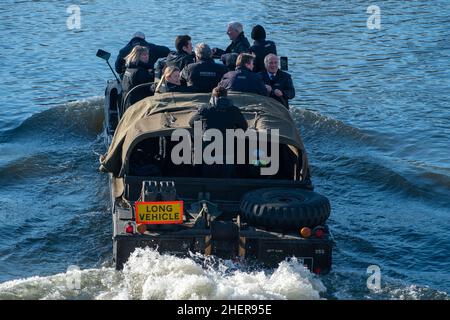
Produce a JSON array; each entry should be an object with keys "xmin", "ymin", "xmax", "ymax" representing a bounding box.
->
[{"xmin": 240, "ymin": 188, "xmax": 331, "ymax": 231}]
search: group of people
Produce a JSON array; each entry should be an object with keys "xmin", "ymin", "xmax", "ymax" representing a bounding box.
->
[{"xmin": 115, "ymin": 22, "xmax": 295, "ymax": 109}]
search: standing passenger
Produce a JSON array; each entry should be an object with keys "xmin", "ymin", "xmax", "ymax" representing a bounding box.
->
[
  {"xmin": 249, "ymin": 25, "xmax": 277, "ymax": 73},
  {"xmin": 212, "ymin": 22, "xmax": 250, "ymax": 58},
  {"xmin": 122, "ymin": 46, "xmax": 154, "ymax": 109},
  {"xmin": 115, "ymin": 31, "xmax": 170, "ymax": 79}
]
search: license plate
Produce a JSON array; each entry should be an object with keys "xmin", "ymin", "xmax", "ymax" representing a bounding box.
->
[{"xmin": 135, "ymin": 201, "xmax": 184, "ymax": 225}]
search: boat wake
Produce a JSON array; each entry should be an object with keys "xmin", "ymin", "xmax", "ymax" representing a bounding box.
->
[
  {"xmin": 0, "ymin": 248, "xmax": 326, "ymax": 300},
  {"xmin": 0, "ymin": 97, "xmax": 104, "ymax": 142}
]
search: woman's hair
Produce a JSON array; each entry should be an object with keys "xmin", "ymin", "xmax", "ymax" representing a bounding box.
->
[
  {"xmin": 163, "ymin": 65, "xmax": 180, "ymax": 79},
  {"xmin": 155, "ymin": 66, "xmax": 180, "ymax": 93},
  {"xmin": 124, "ymin": 45, "xmax": 149, "ymax": 67}
]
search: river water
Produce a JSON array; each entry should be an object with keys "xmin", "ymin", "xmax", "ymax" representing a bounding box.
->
[{"xmin": 0, "ymin": 0, "xmax": 449, "ymax": 299}]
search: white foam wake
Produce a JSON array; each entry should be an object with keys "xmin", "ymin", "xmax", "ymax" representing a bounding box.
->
[{"xmin": 0, "ymin": 248, "xmax": 326, "ymax": 300}]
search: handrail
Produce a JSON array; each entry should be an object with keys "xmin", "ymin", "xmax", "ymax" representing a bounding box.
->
[{"xmin": 121, "ymin": 82, "xmax": 155, "ymax": 116}]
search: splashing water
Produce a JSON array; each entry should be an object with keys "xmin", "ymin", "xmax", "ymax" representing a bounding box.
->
[{"xmin": 0, "ymin": 248, "xmax": 326, "ymax": 300}]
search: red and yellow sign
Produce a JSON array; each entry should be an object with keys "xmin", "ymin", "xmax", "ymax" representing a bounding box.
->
[{"xmin": 135, "ymin": 201, "xmax": 184, "ymax": 225}]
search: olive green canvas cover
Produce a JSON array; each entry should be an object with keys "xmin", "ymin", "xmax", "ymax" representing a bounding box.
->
[{"xmin": 99, "ymin": 92, "xmax": 309, "ymax": 179}]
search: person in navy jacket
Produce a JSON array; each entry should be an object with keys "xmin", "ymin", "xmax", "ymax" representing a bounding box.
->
[
  {"xmin": 219, "ymin": 53, "xmax": 269, "ymax": 96},
  {"xmin": 259, "ymin": 54, "xmax": 295, "ymax": 108}
]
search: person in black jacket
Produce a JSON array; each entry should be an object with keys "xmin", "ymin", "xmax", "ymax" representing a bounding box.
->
[
  {"xmin": 259, "ymin": 54, "xmax": 295, "ymax": 109},
  {"xmin": 189, "ymin": 86, "xmax": 247, "ymax": 132},
  {"xmin": 218, "ymin": 53, "xmax": 270, "ymax": 96},
  {"xmin": 189, "ymin": 87, "xmax": 248, "ymax": 178},
  {"xmin": 222, "ymin": 52, "xmax": 239, "ymax": 71},
  {"xmin": 165, "ymin": 35, "xmax": 195, "ymax": 72},
  {"xmin": 115, "ymin": 31, "xmax": 170, "ymax": 79},
  {"xmin": 212, "ymin": 22, "xmax": 250, "ymax": 58},
  {"xmin": 181, "ymin": 43, "xmax": 229, "ymax": 93},
  {"xmin": 121, "ymin": 46, "xmax": 155, "ymax": 109},
  {"xmin": 154, "ymin": 66, "xmax": 193, "ymax": 94},
  {"xmin": 249, "ymin": 25, "xmax": 277, "ymax": 73}
]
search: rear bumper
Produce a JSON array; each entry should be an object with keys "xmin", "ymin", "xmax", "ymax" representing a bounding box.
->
[{"xmin": 113, "ymin": 230, "xmax": 332, "ymax": 274}]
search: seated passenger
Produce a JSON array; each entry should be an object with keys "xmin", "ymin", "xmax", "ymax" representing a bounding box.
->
[
  {"xmin": 129, "ymin": 146, "xmax": 162, "ymax": 176},
  {"xmin": 181, "ymin": 43, "xmax": 229, "ymax": 93},
  {"xmin": 221, "ymin": 52, "xmax": 239, "ymax": 71},
  {"xmin": 115, "ymin": 31, "xmax": 170, "ymax": 79},
  {"xmin": 189, "ymin": 86, "xmax": 247, "ymax": 132},
  {"xmin": 218, "ymin": 53, "xmax": 270, "ymax": 96},
  {"xmin": 154, "ymin": 66, "xmax": 193, "ymax": 93},
  {"xmin": 249, "ymin": 25, "xmax": 277, "ymax": 73},
  {"xmin": 165, "ymin": 35, "xmax": 195, "ymax": 72},
  {"xmin": 189, "ymin": 87, "xmax": 248, "ymax": 178},
  {"xmin": 259, "ymin": 54, "xmax": 295, "ymax": 109},
  {"xmin": 122, "ymin": 46, "xmax": 154, "ymax": 109},
  {"xmin": 212, "ymin": 22, "xmax": 250, "ymax": 57}
]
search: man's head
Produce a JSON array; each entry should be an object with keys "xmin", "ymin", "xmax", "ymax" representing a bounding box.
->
[
  {"xmin": 212, "ymin": 86, "xmax": 228, "ymax": 98},
  {"xmin": 175, "ymin": 35, "xmax": 192, "ymax": 54},
  {"xmin": 221, "ymin": 53, "xmax": 238, "ymax": 71},
  {"xmin": 264, "ymin": 53, "xmax": 279, "ymax": 73},
  {"xmin": 236, "ymin": 53, "xmax": 254, "ymax": 71},
  {"xmin": 133, "ymin": 31, "xmax": 145, "ymax": 40},
  {"xmin": 210, "ymin": 86, "xmax": 229, "ymax": 107},
  {"xmin": 195, "ymin": 43, "xmax": 212, "ymax": 60},
  {"xmin": 251, "ymin": 25, "xmax": 266, "ymax": 41},
  {"xmin": 227, "ymin": 22, "xmax": 243, "ymax": 41}
]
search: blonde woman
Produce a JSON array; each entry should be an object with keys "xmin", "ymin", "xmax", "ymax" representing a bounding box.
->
[
  {"xmin": 154, "ymin": 66, "xmax": 192, "ymax": 94},
  {"xmin": 114, "ymin": 31, "xmax": 170, "ymax": 76},
  {"xmin": 122, "ymin": 46, "xmax": 154, "ymax": 108}
]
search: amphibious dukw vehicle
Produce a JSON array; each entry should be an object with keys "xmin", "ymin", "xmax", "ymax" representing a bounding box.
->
[{"xmin": 97, "ymin": 49, "xmax": 333, "ymax": 273}]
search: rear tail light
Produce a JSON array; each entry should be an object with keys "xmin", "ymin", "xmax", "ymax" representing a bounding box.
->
[
  {"xmin": 136, "ymin": 223, "xmax": 147, "ymax": 234},
  {"xmin": 300, "ymin": 227, "xmax": 312, "ymax": 238},
  {"xmin": 313, "ymin": 267, "xmax": 321, "ymax": 275},
  {"xmin": 313, "ymin": 226, "xmax": 326, "ymax": 238},
  {"xmin": 125, "ymin": 222, "xmax": 134, "ymax": 234}
]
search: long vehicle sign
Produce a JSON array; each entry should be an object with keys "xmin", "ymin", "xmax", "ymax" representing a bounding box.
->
[{"xmin": 135, "ymin": 201, "xmax": 184, "ymax": 224}]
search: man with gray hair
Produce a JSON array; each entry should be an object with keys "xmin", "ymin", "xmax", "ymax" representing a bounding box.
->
[
  {"xmin": 212, "ymin": 22, "xmax": 250, "ymax": 59},
  {"xmin": 181, "ymin": 43, "xmax": 228, "ymax": 93},
  {"xmin": 259, "ymin": 53, "xmax": 295, "ymax": 109}
]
